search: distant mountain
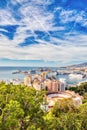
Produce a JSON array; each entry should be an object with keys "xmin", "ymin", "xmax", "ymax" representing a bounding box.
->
[{"xmin": 67, "ymin": 62, "xmax": 87, "ymax": 68}]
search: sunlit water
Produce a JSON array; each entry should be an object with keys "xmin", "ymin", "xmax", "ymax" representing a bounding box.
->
[{"xmin": 0, "ymin": 67, "xmax": 87, "ymax": 85}]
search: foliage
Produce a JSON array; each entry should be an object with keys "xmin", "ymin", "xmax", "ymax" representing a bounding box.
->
[
  {"xmin": 0, "ymin": 82, "xmax": 45, "ymax": 130},
  {"xmin": 82, "ymin": 93, "xmax": 87, "ymax": 103},
  {"xmin": 69, "ymin": 82, "xmax": 87, "ymax": 95},
  {"xmin": 0, "ymin": 81, "xmax": 87, "ymax": 130}
]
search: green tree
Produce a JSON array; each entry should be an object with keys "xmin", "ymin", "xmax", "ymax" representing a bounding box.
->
[
  {"xmin": 79, "ymin": 103, "xmax": 87, "ymax": 130},
  {"xmin": 69, "ymin": 82, "xmax": 87, "ymax": 95},
  {"xmin": 0, "ymin": 82, "xmax": 45, "ymax": 130},
  {"xmin": 0, "ymin": 100, "xmax": 24, "ymax": 130},
  {"xmin": 83, "ymin": 93, "xmax": 87, "ymax": 103}
]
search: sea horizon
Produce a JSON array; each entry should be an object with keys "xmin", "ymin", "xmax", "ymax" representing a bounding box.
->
[{"xmin": 0, "ymin": 66, "xmax": 87, "ymax": 86}]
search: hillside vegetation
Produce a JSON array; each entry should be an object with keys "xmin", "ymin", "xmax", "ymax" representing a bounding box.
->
[{"xmin": 0, "ymin": 82, "xmax": 87, "ymax": 130}]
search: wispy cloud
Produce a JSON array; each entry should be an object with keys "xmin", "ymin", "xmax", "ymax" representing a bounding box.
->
[
  {"xmin": 59, "ymin": 8, "xmax": 87, "ymax": 27},
  {"xmin": 0, "ymin": 33, "xmax": 87, "ymax": 65},
  {"xmin": 0, "ymin": 0, "xmax": 87, "ymax": 66}
]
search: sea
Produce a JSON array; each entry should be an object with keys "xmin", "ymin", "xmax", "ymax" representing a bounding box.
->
[
  {"xmin": 0, "ymin": 66, "xmax": 57, "ymax": 81},
  {"xmin": 0, "ymin": 66, "xmax": 36, "ymax": 81},
  {"xmin": 0, "ymin": 66, "xmax": 87, "ymax": 86}
]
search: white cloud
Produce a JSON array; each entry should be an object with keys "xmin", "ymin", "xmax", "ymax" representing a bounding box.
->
[
  {"xmin": 59, "ymin": 9, "xmax": 87, "ymax": 27},
  {"xmin": 0, "ymin": 0, "xmax": 65, "ymax": 47},
  {"xmin": 0, "ymin": 32, "xmax": 87, "ymax": 65},
  {"xmin": 0, "ymin": 9, "xmax": 18, "ymax": 25},
  {"xmin": 0, "ymin": 1, "xmax": 87, "ymax": 66},
  {"xmin": 11, "ymin": 0, "xmax": 53, "ymax": 6},
  {"xmin": 0, "ymin": 28, "xmax": 8, "ymax": 32}
]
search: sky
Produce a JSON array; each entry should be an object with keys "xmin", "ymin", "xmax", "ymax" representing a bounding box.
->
[{"xmin": 0, "ymin": 0, "xmax": 87, "ymax": 67}]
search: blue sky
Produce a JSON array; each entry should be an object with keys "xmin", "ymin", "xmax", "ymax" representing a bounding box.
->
[{"xmin": 0, "ymin": 0, "xmax": 87, "ymax": 67}]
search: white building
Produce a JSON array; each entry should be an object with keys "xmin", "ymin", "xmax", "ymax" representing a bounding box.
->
[
  {"xmin": 24, "ymin": 75, "xmax": 32, "ymax": 86},
  {"xmin": 58, "ymin": 78, "xmax": 66, "ymax": 91}
]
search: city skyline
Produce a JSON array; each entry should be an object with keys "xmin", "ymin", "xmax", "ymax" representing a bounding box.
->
[{"xmin": 0, "ymin": 0, "xmax": 87, "ymax": 67}]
